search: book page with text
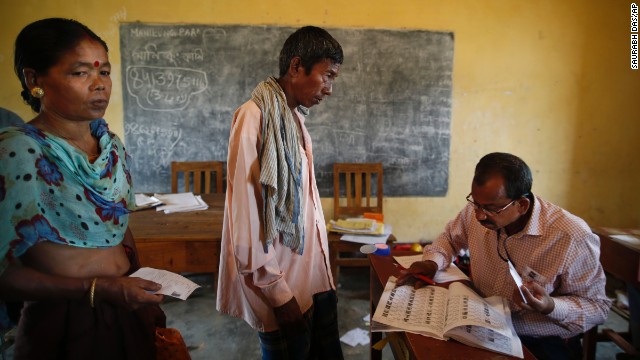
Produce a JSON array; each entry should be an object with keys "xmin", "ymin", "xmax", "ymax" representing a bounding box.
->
[
  {"xmin": 445, "ymin": 297, "xmax": 523, "ymax": 358},
  {"xmin": 371, "ymin": 277, "xmax": 450, "ymax": 340},
  {"xmin": 443, "ymin": 282, "xmax": 512, "ymax": 337}
]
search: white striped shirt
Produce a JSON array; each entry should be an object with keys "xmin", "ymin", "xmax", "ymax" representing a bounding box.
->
[{"xmin": 423, "ymin": 194, "xmax": 612, "ymax": 338}]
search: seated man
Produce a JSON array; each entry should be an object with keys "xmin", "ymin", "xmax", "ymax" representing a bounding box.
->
[{"xmin": 398, "ymin": 152, "xmax": 611, "ymax": 360}]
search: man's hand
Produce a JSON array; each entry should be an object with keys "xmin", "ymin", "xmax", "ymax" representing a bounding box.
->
[
  {"xmin": 395, "ymin": 260, "xmax": 438, "ymax": 289},
  {"xmin": 514, "ymin": 280, "xmax": 555, "ymax": 315},
  {"xmin": 273, "ymin": 296, "xmax": 308, "ymax": 338}
]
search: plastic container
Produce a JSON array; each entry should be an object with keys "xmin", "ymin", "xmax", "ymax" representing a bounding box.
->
[{"xmin": 360, "ymin": 243, "xmax": 390, "ymax": 256}]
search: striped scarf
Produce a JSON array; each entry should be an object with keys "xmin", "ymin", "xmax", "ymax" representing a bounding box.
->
[{"xmin": 251, "ymin": 77, "xmax": 305, "ymax": 254}]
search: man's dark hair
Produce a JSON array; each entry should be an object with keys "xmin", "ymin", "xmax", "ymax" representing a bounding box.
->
[
  {"xmin": 14, "ymin": 18, "xmax": 108, "ymax": 112},
  {"xmin": 278, "ymin": 26, "xmax": 343, "ymax": 77},
  {"xmin": 473, "ymin": 152, "xmax": 533, "ymax": 200}
]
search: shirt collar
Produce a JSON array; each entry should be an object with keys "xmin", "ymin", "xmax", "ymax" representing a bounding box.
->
[{"xmin": 511, "ymin": 194, "xmax": 543, "ymax": 238}]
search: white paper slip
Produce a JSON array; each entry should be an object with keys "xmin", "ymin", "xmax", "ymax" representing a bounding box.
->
[
  {"xmin": 129, "ymin": 267, "xmax": 200, "ymax": 300},
  {"xmin": 507, "ymin": 260, "xmax": 527, "ymax": 304},
  {"xmin": 134, "ymin": 194, "xmax": 163, "ymax": 210},
  {"xmin": 601, "ymin": 227, "xmax": 627, "ymax": 235},
  {"xmin": 341, "ymin": 233, "xmax": 391, "ymax": 245},
  {"xmin": 393, "ymin": 254, "xmax": 422, "ymax": 269},
  {"xmin": 154, "ymin": 193, "xmax": 208, "ymax": 213},
  {"xmin": 393, "ymin": 254, "xmax": 470, "ymax": 283},
  {"xmin": 162, "ymin": 195, "xmax": 208, "ymax": 213},
  {"xmin": 610, "ymin": 234, "xmax": 640, "ymax": 247},
  {"xmin": 154, "ymin": 192, "xmax": 199, "ymax": 206},
  {"xmin": 340, "ymin": 328, "xmax": 369, "ymax": 347}
]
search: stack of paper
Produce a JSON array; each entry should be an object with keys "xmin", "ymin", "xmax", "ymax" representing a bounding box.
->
[
  {"xmin": 330, "ymin": 218, "xmax": 378, "ymax": 232},
  {"xmin": 328, "ymin": 218, "xmax": 385, "ymax": 235},
  {"xmin": 134, "ymin": 194, "xmax": 163, "ymax": 210},
  {"xmin": 327, "ymin": 218, "xmax": 392, "ymax": 244},
  {"xmin": 153, "ymin": 192, "xmax": 208, "ymax": 214},
  {"xmin": 339, "ymin": 225, "xmax": 392, "ymax": 244}
]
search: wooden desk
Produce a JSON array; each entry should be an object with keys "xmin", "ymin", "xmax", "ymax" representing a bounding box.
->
[
  {"xmin": 594, "ymin": 227, "xmax": 640, "ymax": 288},
  {"xmin": 328, "ymin": 232, "xmax": 396, "ymax": 285},
  {"xmin": 329, "ymin": 232, "xmax": 368, "ymax": 285},
  {"xmin": 129, "ymin": 193, "xmax": 224, "ymax": 273},
  {"xmin": 369, "ymin": 253, "xmax": 536, "ymax": 360},
  {"xmin": 584, "ymin": 227, "xmax": 640, "ymax": 358}
]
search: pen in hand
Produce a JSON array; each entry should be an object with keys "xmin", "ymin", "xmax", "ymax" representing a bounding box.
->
[{"xmin": 395, "ymin": 263, "xmax": 437, "ymax": 286}]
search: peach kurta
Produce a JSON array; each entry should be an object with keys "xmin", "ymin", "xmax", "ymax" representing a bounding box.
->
[{"xmin": 216, "ymin": 100, "xmax": 334, "ymax": 332}]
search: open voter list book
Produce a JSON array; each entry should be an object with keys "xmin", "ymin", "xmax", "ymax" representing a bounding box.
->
[{"xmin": 372, "ymin": 277, "xmax": 523, "ymax": 358}]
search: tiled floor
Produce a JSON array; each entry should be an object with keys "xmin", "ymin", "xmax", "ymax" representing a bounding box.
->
[{"xmin": 1, "ymin": 268, "xmax": 633, "ymax": 359}]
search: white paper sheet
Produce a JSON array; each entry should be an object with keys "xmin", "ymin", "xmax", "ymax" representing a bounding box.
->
[
  {"xmin": 393, "ymin": 254, "xmax": 470, "ymax": 283},
  {"xmin": 134, "ymin": 194, "xmax": 163, "ymax": 210},
  {"xmin": 507, "ymin": 260, "xmax": 527, "ymax": 304},
  {"xmin": 154, "ymin": 192, "xmax": 208, "ymax": 213},
  {"xmin": 610, "ymin": 234, "xmax": 640, "ymax": 248},
  {"xmin": 340, "ymin": 225, "xmax": 393, "ymax": 244},
  {"xmin": 129, "ymin": 267, "xmax": 200, "ymax": 300},
  {"xmin": 340, "ymin": 328, "xmax": 370, "ymax": 347}
]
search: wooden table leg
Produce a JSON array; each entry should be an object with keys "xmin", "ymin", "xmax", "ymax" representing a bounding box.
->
[{"xmin": 370, "ymin": 257, "xmax": 382, "ymax": 360}]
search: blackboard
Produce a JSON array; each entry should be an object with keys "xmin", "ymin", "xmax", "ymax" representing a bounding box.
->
[{"xmin": 120, "ymin": 24, "xmax": 454, "ymax": 196}]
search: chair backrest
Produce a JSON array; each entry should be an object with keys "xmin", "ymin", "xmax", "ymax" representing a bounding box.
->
[
  {"xmin": 333, "ymin": 162, "xmax": 383, "ymax": 220},
  {"xmin": 171, "ymin": 161, "xmax": 225, "ymax": 194}
]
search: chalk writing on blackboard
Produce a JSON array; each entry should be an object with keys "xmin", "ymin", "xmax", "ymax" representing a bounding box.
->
[
  {"xmin": 120, "ymin": 24, "xmax": 454, "ymax": 196},
  {"xmin": 125, "ymin": 66, "xmax": 207, "ymax": 111}
]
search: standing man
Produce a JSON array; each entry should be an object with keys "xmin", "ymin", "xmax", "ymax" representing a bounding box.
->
[
  {"xmin": 398, "ymin": 152, "xmax": 611, "ymax": 360},
  {"xmin": 216, "ymin": 26, "xmax": 344, "ymax": 359}
]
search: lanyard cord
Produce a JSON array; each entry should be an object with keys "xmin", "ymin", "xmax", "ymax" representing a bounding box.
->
[{"xmin": 496, "ymin": 229, "xmax": 514, "ymax": 265}]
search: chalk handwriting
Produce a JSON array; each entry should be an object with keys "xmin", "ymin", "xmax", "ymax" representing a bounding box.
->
[
  {"xmin": 131, "ymin": 44, "xmax": 204, "ymax": 65},
  {"xmin": 126, "ymin": 66, "xmax": 207, "ymax": 111}
]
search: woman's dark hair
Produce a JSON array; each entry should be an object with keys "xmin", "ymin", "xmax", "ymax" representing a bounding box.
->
[
  {"xmin": 278, "ymin": 26, "xmax": 343, "ymax": 77},
  {"xmin": 14, "ymin": 18, "xmax": 108, "ymax": 112},
  {"xmin": 473, "ymin": 152, "xmax": 533, "ymax": 200}
]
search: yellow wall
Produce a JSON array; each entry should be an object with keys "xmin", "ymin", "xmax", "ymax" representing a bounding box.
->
[{"xmin": 1, "ymin": 0, "xmax": 638, "ymax": 242}]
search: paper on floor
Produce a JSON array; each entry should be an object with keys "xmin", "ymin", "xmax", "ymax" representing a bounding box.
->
[{"xmin": 340, "ymin": 328, "xmax": 370, "ymax": 347}]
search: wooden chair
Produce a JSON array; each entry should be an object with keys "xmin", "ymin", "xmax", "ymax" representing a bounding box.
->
[
  {"xmin": 333, "ymin": 163, "xmax": 383, "ymax": 219},
  {"xmin": 330, "ymin": 163, "xmax": 387, "ymax": 285},
  {"xmin": 582, "ymin": 315, "xmax": 638, "ymax": 360},
  {"xmin": 171, "ymin": 161, "xmax": 225, "ymax": 195}
]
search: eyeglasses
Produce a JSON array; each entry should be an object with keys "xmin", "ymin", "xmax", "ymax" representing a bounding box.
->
[{"xmin": 465, "ymin": 193, "xmax": 519, "ymax": 217}]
